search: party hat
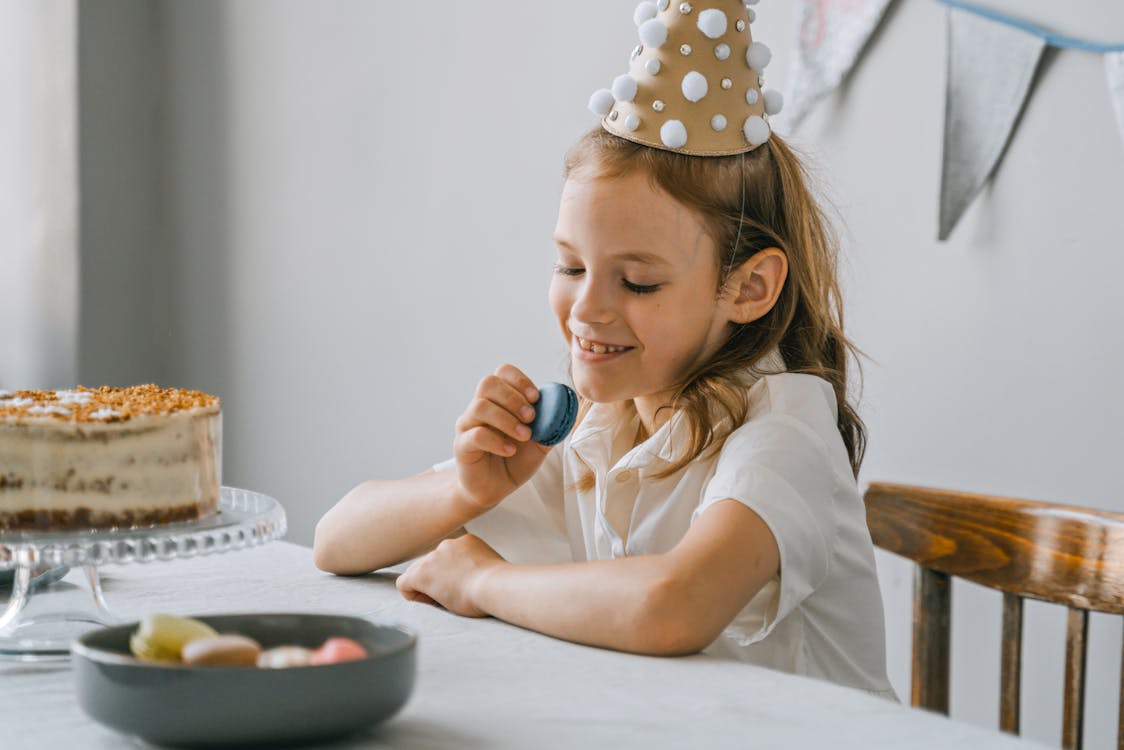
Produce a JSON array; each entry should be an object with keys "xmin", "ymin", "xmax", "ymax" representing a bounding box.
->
[{"xmin": 588, "ymin": 0, "xmax": 782, "ymax": 156}]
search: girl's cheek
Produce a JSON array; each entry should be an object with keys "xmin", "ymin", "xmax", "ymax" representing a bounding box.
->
[{"xmin": 547, "ymin": 278, "xmax": 565, "ymax": 306}]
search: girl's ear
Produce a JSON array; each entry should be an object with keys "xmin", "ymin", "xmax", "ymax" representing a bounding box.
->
[{"xmin": 726, "ymin": 248, "xmax": 788, "ymax": 325}]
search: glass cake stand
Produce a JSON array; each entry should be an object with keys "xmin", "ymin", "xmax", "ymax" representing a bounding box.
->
[{"xmin": 0, "ymin": 487, "xmax": 286, "ymax": 661}]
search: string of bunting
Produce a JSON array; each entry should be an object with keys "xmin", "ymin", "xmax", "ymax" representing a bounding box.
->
[{"xmin": 782, "ymin": 0, "xmax": 1124, "ymax": 241}]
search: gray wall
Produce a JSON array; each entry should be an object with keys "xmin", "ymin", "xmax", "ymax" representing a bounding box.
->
[
  {"xmin": 79, "ymin": 2, "xmax": 1124, "ymax": 745},
  {"xmin": 78, "ymin": 0, "xmax": 166, "ymax": 387}
]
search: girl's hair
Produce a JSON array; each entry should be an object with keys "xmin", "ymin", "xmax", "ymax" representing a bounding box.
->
[{"xmin": 563, "ymin": 127, "xmax": 866, "ymax": 478}]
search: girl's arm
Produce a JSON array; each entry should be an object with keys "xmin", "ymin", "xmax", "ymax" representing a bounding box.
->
[
  {"xmin": 313, "ymin": 469, "xmax": 481, "ymax": 575},
  {"xmin": 314, "ymin": 364, "xmax": 551, "ymax": 576},
  {"xmin": 396, "ymin": 498, "xmax": 780, "ymax": 655}
]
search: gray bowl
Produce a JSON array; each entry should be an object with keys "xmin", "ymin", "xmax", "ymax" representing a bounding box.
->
[{"xmin": 72, "ymin": 613, "xmax": 416, "ymax": 748}]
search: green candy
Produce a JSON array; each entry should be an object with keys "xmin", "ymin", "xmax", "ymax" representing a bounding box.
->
[{"xmin": 130, "ymin": 613, "xmax": 218, "ymax": 662}]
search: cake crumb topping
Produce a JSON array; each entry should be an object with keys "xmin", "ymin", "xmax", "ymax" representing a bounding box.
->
[{"xmin": 0, "ymin": 385, "xmax": 219, "ymax": 423}]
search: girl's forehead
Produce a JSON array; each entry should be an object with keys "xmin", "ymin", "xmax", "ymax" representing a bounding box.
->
[{"xmin": 557, "ymin": 173, "xmax": 710, "ymax": 262}]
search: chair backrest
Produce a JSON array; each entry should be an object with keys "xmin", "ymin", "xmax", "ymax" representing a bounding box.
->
[{"xmin": 864, "ymin": 482, "xmax": 1124, "ymax": 750}]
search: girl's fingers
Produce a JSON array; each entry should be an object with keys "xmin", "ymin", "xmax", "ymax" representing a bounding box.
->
[
  {"xmin": 455, "ymin": 425, "xmax": 517, "ymax": 459},
  {"xmin": 474, "ymin": 373, "xmax": 537, "ymax": 425},
  {"xmin": 493, "ymin": 364, "xmax": 540, "ymax": 404},
  {"xmin": 458, "ymin": 397, "xmax": 532, "ymax": 443},
  {"xmin": 396, "ymin": 573, "xmax": 440, "ymax": 607},
  {"xmin": 402, "ymin": 589, "xmax": 439, "ymax": 607}
]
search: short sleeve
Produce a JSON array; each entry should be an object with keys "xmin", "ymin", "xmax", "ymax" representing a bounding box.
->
[
  {"xmin": 432, "ymin": 448, "xmax": 571, "ymax": 565},
  {"xmin": 696, "ymin": 415, "xmax": 843, "ymax": 642}
]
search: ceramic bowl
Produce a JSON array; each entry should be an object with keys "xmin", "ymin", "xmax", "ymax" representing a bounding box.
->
[{"xmin": 71, "ymin": 613, "xmax": 416, "ymax": 747}]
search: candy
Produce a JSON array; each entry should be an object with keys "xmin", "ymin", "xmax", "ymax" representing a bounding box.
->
[
  {"xmin": 181, "ymin": 634, "xmax": 262, "ymax": 667},
  {"xmin": 256, "ymin": 646, "xmax": 314, "ymax": 669},
  {"xmin": 309, "ymin": 637, "xmax": 368, "ymax": 665},
  {"xmin": 529, "ymin": 382, "xmax": 578, "ymax": 446},
  {"xmin": 129, "ymin": 614, "xmax": 218, "ymax": 663}
]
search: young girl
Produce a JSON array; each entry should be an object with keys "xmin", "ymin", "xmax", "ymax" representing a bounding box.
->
[{"xmin": 315, "ymin": 1, "xmax": 895, "ymax": 700}]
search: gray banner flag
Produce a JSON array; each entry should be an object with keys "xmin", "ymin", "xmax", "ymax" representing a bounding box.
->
[
  {"xmin": 784, "ymin": 0, "xmax": 897, "ymax": 129},
  {"xmin": 939, "ymin": 8, "xmax": 1046, "ymax": 240},
  {"xmin": 1108, "ymin": 52, "xmax": 1124, "ymax": 155}
]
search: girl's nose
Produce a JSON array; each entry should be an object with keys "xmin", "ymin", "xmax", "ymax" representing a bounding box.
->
[{"xmin": 569, "ymin": 276, "xmax": 615, "ymax": 326}]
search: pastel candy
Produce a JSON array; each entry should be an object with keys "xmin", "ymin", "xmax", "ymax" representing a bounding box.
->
[
  {"xmin": 529, "ymin": 382, "xmax": 578, "ymax": 447},
  {"xmin": 181, "ymin": 634, "xmax": 262, "ymax": 667},
  {"xmin": 129, "ymin": 614, "xmax": 218, "ymax": 663},
  {"xmin": 309, "ymin": 637, "xmax": 368, "ymax": 666},
  {"xmin": 256, "ymin": 646, "xmax": 314, "ymax": 669}
]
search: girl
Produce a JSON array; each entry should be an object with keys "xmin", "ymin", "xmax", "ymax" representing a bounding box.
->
[{"xmin": 315, "ymin": 1, "xmax": 895, "ymax": 700}]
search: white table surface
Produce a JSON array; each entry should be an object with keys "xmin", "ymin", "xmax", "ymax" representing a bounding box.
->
[{"xmin": 0, "ymin": 540, "xmax": 1052, "ymax": 749}]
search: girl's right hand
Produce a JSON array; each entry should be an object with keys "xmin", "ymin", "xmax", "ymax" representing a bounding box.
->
[{"xmin": 453, "ymin": 364, "xmax": 551, "ymax": 510}]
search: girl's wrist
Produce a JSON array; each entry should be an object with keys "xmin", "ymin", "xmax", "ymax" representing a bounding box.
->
[
  {"xmin": 468, "ymin": 558, "xmax": 507, "ymax": 616},
  {"xmin": 449, "ymin": 481, "xmax": 494, "ymax": 518}
]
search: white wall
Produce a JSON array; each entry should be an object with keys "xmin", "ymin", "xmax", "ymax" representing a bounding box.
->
[{"xmin": 78, "ymin": 1, "xmax": 1124, "ymax": 746}]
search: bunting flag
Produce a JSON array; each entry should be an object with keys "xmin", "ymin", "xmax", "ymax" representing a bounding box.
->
[
  {"xmin": 786, "ymin": 0, "xmax": 1124, "ymax": 242},
  {"xmin": 937, "ymin": 1, "xmax": 1124, "ymax": 239},
  {"xmin": 1109, "ymin": 52, "xmax": 1124, "ymax": 152},
  {"xmin": 938, "ymin": 8, "xmax": 1045, "ymax": 240},
  {"xmin": 783, "ymin": 0, "xmax": 897, "ymax": 129}
]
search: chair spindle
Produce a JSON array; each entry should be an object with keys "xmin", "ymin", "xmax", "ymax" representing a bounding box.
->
[
  {"xmin": 1062, "ymin": 607, "xmax": 1088, "ymax": 750},
  {"xmin": 1000, "ymin": 592, "xmax": 1023, "ymax": 734},
  {"xmin": 912, "ymin": 566, "xmax": 950, "ymax": 714}
]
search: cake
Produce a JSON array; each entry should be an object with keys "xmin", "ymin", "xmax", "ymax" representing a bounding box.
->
[{"xmin": 0, "ymin": 385, "xmax": 221, "ymax": 531}]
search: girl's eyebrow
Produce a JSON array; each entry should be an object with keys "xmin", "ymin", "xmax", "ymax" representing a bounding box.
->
[{"xmin": 553, "ymin": 238, "xmax": 672, "ymax": 266}]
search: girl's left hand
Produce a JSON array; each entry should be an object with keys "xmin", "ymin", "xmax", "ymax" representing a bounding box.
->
[{"xmin": 395, "ymin": 534, "xmax": 505, "ymax": 617}]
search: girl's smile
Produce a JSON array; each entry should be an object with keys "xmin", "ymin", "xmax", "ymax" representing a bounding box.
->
[{"xmin": 574, "ymin": 336, "xmax": 633, "ymax": 356}]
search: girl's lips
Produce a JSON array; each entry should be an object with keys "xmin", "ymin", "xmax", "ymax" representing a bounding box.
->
[
  {"xmin": 572, "ymin": 340, "xmax": 634, "ymax": 362},
  {"xmin": 574, "ymin": 336, "xmax": 632, "ymax": 354}
]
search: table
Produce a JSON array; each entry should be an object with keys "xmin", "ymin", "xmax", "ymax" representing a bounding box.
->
[{"xmin": 1, "ymin": 541, "xmax": 1050, "ymax": 749}]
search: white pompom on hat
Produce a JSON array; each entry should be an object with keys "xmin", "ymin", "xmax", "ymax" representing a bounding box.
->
[
  {"xmin": 634, "ymin": 1, "xmax": 658, "ymax": 26},
  {"xmin": 588, "ymin": 0, "xmax": 779, "ymax": 156}
]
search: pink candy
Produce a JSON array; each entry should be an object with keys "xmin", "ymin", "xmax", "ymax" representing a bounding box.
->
[{"xmin": 309, "ymin": 637, "xmax": 368, "ymax": 665}]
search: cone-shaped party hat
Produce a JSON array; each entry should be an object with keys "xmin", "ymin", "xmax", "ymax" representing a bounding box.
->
[{"xmin": 589, "ymin": 0, "xmax": 782, "ymax": 156}]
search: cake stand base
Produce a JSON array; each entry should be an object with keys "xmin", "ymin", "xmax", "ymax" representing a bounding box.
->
[
  {"xmin": 0, "ymin": 564, "xmax": 115, "ymax": 661},
  {"xmin": 0, "ymin": 487, "xmax": 285, "ymax": 661}
]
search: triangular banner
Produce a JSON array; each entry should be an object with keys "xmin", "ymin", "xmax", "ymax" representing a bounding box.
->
[
  {"xmin": 784, "ymin": 0, "xmax": 897, "ymax": 129},
  {"xmin": 939, "ymin": 8, "xmax": 1046, "ymax": 240},
  {"xmin": 1108, "ymin": 52, "xmax": 1124, "ymax": 154}
]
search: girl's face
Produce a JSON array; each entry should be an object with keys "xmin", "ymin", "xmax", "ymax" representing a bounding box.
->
[{"xmin": 550, "ymin": 170, "xmax": 736, "ymax": 427}]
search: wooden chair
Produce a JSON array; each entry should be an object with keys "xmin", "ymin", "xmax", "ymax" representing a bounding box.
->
[{"xmin": 864, "ymin": 482, "xmax": 1124, "ymax": 750}]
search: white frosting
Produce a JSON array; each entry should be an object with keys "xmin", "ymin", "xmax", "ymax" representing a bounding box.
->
[
  {"xmin": 0, "ymin": 397, "xmax": 34, "ymax": 408},
  {"xmin": 27, "ymin": 405, "xmax": 72, "ymax": 417},
  {"xmin": 90, "ymin": 407, "xmax": 120, "ymax": 420},
  {"xmin": 55, "ymin": 390, "xmax": 94, "ymax": 405}
]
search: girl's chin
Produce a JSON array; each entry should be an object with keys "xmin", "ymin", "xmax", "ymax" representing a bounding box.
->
[{"xmin": 571, "ymin": 376, "xmax": 632, "ymax": 404}]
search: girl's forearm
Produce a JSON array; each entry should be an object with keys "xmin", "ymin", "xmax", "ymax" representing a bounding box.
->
[
  {"xmin": 313, "ymin": 471, "xmax": 482, "ymax": 575},
  {"xmin": 471, "ymin": 556, "xmax": 710, "ymax": 656}
]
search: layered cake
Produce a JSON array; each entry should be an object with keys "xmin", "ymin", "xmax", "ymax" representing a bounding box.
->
[{"xmin": 0, "ymin": 385, "xmax": 221, "ymax": 531}]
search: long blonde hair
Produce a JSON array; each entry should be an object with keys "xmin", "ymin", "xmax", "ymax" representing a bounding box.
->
[{"xmin": 563, "ymin": 127, "xmax": 866, "ymax": 477}]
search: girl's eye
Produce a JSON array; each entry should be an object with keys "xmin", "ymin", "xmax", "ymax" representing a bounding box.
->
[
  {"xmin": 553, "ymin": 264, "xmax": 584, "ymax": 277},
  {"xmin": 623, "ymin": 279, "xmax": 661, "ymax": 295}
]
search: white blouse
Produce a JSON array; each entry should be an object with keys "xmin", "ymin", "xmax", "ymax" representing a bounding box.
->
[{"xmin": 436, "ymin": 371, "xmax": 896, "ymax": 700}]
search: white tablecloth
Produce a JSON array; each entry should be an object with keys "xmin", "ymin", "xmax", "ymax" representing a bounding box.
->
[{"xmin": 0, "ymin": 541, "xmax": 1051, "ymax": 749}]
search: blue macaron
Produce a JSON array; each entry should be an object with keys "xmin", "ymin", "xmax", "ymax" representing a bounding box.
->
[{"xmin": 529, "ymin": 382, "xmax": 578, "ymax": 447}]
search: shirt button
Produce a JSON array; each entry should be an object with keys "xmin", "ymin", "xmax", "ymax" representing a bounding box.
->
[{"xmin": 616, "ymin": 469, "xmax": 634, "ymax": 483}]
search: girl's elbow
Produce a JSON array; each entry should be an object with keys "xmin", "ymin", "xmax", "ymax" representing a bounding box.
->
[
  {"xmin": 312, "ymin": 514, "xmax": 360, "ymax": 575},
  {"xmin": 311, "ymin": 482, "xmax": 372, "ymax": 573},
  {"xmin": 312, "ymin": 521, "xmax": 340, "ymax": 573},
  {"xmin": 632, "ymin": 576, "xmax": 716, "ymax": 656}
]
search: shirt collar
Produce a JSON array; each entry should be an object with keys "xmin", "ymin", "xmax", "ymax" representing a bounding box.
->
[{"xmin": 566, "ymin": 347, "xmax": 786, "ymax": 473}]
